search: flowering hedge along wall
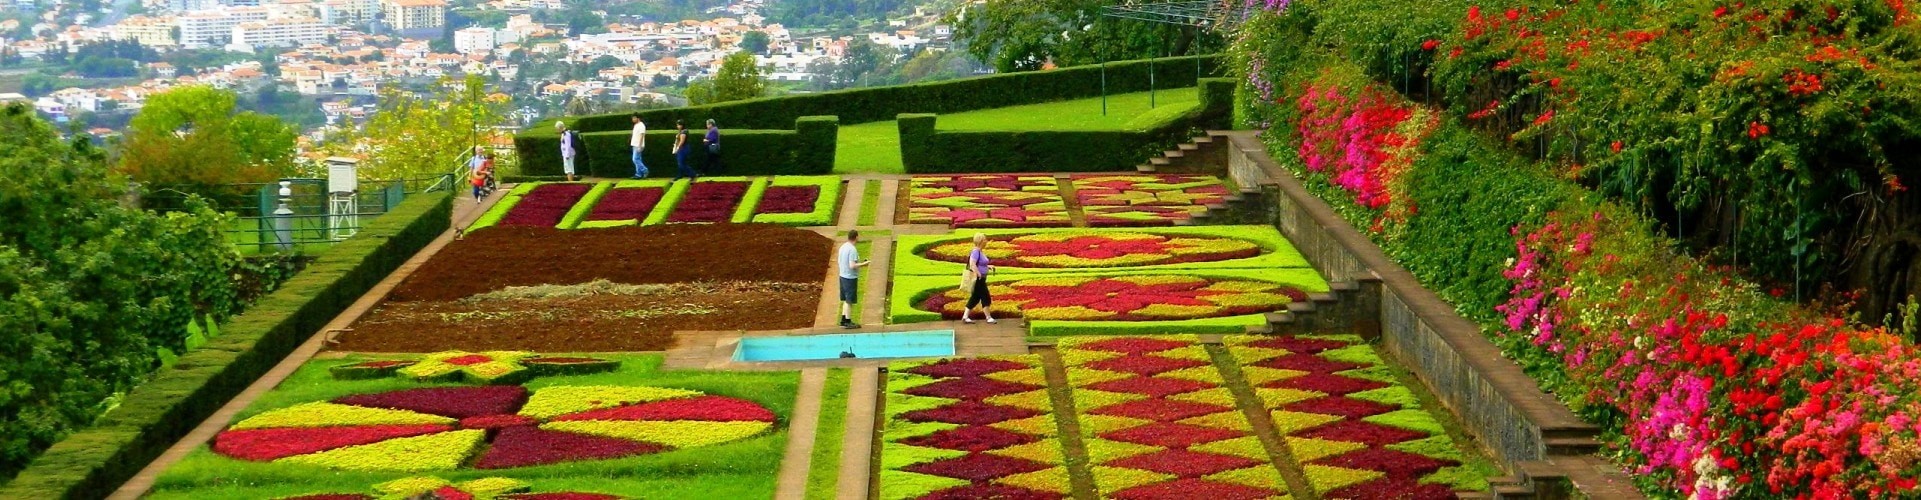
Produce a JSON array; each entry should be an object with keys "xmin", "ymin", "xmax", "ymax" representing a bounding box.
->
[
  {"xmin": 915, "ymin": 275, "xmax": 1305, "ymax": 322},
  {"xmin": 1057, "ymin": 336, "xmax": 1295, "ymax": 499},
  {"xmin": 1071, "ymin": 175, "xmax": 1232, "ymax": 227},
  {"xmin": 880, "ymin": 356, "xmax": 1071, "ymax": 500},
  {"xmin": 210, "ymin": 384, "xmax": 774, "ymax": 471},
  {"xmin": 908, "ymin": 175, "xmax": 1071, "ymax": 228},
  {"xmin": 1221, "ymin": 335, "xmax": 1486, "ymax": 497},
  {"xmin": 752, "ymin": 176, "xmax": 842, "ymax": 226}
]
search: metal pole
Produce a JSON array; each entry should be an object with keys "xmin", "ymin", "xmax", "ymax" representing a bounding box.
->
[
  {"xmin": 1150, "ymin": 55, "xmax": 1157, "ymax": 108},
  {"xmin": 1101, "ymin": 62, "xmax": 1108, "ymax": 116}
]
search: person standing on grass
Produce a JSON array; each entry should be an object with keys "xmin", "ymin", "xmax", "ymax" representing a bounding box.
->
[
  {"xmin": 672, "ymin": 120, "xmax": 699, "ymax": 181},
  {"xmin": 960, "ymin": 232, "xmax": 996, "ymax": 323},
  {"xmin": 556, "ymin": 121, "xmax": 581, "ymax": 182},
  {"xmin": 838, "ymin": 230, "xmax": 871, "ymax": 329},
  {"xmin": 629, "ymin": 113, "xmax": 649, "ymax": 179},
  {"xmin": 702, "ymin": 119, "xmax": 721, "ymax": 174}
]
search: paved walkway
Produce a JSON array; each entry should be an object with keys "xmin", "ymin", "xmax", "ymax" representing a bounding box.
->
[
  {"xmin": 111, "ymin": 190, "xmax": 499, "ymax": 499},
  {"xmin": 836, "ymin": 366, "xmax": 881, "ymax": 500},
  {"xmin": 774, "ymin": 368, "xmax": 829, "ymax": 500}
]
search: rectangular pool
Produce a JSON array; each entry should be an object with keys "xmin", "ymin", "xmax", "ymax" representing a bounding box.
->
[{"xmin": 733, "ymin": 330, "xmax": 957, "ymax": 362}]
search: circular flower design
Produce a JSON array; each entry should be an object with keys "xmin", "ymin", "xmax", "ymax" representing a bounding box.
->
[
  {"xmin": 924, "ymin": 233, "xmax": 1261, "ymax": 268},
  {"xmin": 918, "ymin": 275, "xmax": 1306, "ymax": 321},
  {"xmin": 213, "ymin": 385, "xmax": 776, "ymax": 471}
]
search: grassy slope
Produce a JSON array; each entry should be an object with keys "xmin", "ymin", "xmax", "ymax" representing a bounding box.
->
[
  {"xmin": 803, "ymin": 368, "xmax": 851, "ymax": 500},
  {"xmin": 148, "ymin": 354, "xmax": 797, "ymax": 500},
  {"xmin": 833, "ymin": 88, "xmax": 1200, "ymax": 174}
]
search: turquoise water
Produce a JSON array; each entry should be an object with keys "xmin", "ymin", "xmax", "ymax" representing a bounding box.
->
[{"xmin": 733, "ymin": 330, "xmax": 957, "ymax": 362}]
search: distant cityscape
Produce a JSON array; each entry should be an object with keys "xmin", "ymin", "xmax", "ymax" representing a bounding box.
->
[{"xmin": 0, "ymin": 0, "xmax": 964, "ymax": 149}]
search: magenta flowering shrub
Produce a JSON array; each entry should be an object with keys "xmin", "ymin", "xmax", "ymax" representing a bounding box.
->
[{"xmin": 1293, "ymin": 77, "xmax": 1436, "ymax": 228}]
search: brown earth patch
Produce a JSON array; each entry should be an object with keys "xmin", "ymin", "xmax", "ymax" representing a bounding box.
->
[
  {"xmin": 335, "ymin": 281, "xmax": 819, "ymax": 352},
  {"xmin": 390, "ymin": 223, "xmax": 833, "ymax": 302}
]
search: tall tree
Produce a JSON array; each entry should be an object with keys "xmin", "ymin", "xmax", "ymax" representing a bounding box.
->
[
  {"xmin": 323, "ymin": 75, "xmax": 511, "ymax": 179},
  {"xmin": 952, "ymin": 0, "xmax": 1220, "ymax": 72},
  {"xmin": 688, "ymin": 51, "xmax": 767, "ymax": 105},
  {"xmin": 117, "ymin": 86, "xmax": 298, "ymax": 192},
  {"xmin": 739, "ymin": 30, "xmax": 771, "ymax": 54}
]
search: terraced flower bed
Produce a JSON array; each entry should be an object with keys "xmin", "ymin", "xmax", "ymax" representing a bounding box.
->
[
  {"xmin": 889, "ymin": 270, "xmax": 1328, "ymax": 332},
  {"xmin": 922, "ymin": 232, "xmax": 1259, "ymax": 269},
  {"xmin": 752, "ymin": 176, "xmax": 841, "ymax": 226},
  {"xmin": 149, "ymin": 353, "xmax": 796, "ymax": 500},
  {"xmin": 881, "ymin": 356, "xmax": 1070, "ymax": 500},
  {"xmin": 1072, "ymin": 175, "xmax": 1231, "ymax": 227},
  {"xmin": 666, "ymin": 179, "xmax": 756, "ymax": 223},
  {"xmin": 500, "ymin": 184, "xmax": 593, "ymax": 228},
  {"xmin": 1221, "ymin": 335, "xmax": 1489, "ymax": 498},
  {"xmin": 582, "ymin": 179, "xmax": 673, "ymax": 228},
  {"xmin": 279, "ymin": 476, "xmax": 622, "ymax": 500},
  {"xmin": 907, "ymin": 175, "xmax": 1071, "ymax": 228},
  {"xmin": 1056, "ymin": 336, "xmax": 1293, "ymax": 499}
]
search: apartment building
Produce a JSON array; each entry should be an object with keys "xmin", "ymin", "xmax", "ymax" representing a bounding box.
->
[
  {"xmin": 381, "ymin": 0, "xmax": 446, "ymax": 38},
  {"xmin": 110, "ymin": 15, "xmax": 176, "ymax": 48},
  {"xmin": 177, "ymin": 7, "xmax": 270, "ymax": 48},
  {"xmin": 229, "ymin": 16, "xmax": 328, "ymax": 52}
]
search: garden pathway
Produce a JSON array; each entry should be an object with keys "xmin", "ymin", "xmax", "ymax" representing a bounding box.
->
[
  {"xmin": 836, "ymin": 365, "xmax": 881, "ymax": 500},
  {"xmin": 774, "ymin": 368, "xmax": 829, "ymax": 500},
  {"xmin": 111, "ymin": 190, "xmax": 502, "ymax": 500}
]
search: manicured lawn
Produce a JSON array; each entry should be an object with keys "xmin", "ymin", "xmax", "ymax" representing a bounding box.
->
[
  {"xmin": 148, "ymin": 353, "xmax": 797, "ymax": 500},
  {"xmin": 803, "ymin": 368, "xmax": 851, "ymax": 500},
  {"xmin": 834, "ymin": 88, "xmax": 1199, "ymax": 174},
  {"xmin": 858, "ymin": 179, "xmax": 882, "ymax": 227}
]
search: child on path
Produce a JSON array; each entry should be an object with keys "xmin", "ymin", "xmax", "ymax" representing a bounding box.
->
[{"xmin": 838, "ymin": 230, "xmax": 870, "ymax": 329}]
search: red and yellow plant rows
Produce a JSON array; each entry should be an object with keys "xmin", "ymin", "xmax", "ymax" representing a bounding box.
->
[
  {"xmin": 881, "ymin": 356, "xmax": 1071, "ymax": 500},
  {"xmin": 1221, "ymin": 335, "xmax": 1482, "ymax": 499},
  {"xmin": 1057, "ymin": 336, "xmax": 1294, "ymax": 500},
  {"xmin": 211, "ymin": 385, "xmax": 775, "ymax": 471},
  {"xmin": 921, "ymin": 232, "xmax": 1261, "ymax": 269},
  {"xmin": 908, "ymin": 175, "xmax": 1071, "ymax": 228},
  {"xmin": 917, "ymin": 275, "xmax": 1303, "ymax": 321},
  {"xmin": 1072, "ymin": 175, "xmax": 1232, "ymax": 227}
]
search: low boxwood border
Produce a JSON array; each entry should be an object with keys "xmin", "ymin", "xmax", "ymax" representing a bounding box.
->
[
  {"xmin": 891, "ymin": 225, "xmax": 1315, "ymax": 277},
  {"xmin": 0, "ymin": 191, "xmax": 453, "ymax": 499},
  {"xmin": 885, "ymin": 268, "xmax": 1330, "ymax": 325},
  {"xmin": 557, "ymin": 181, "xmax": 614, "ymax": 229},
  {"xmin": 729, "ymin": 177, "xmax": 772, "ymax": 223},
  {"xmin": 467, "ymin": 183, "xmax": 539, "ymax": 232}
]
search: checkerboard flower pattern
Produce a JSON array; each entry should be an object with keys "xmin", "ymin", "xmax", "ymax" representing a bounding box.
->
[
  {"xmin": 881, "ymin": 356, "xmax": 1071, "ymax": 500},
  {"xmin": 1072, "ymin": 175, "xmax": 1231, "ymax": 227},
  {"xmin": 908, "ymin": 175, "xmax": 1071, "ymax": 228}
]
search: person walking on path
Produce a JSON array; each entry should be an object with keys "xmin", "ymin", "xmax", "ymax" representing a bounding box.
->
[
  {"xmin": 702, "ymin": 119, "xmax": 721, "ymax": 174},
  {"xmin": 838, "ymin": 230, "xmax": 871, "ymax": 329},
  {"xmin": 629, "ymin": 113, "xmax": 649, "ymax": 179},
  {"xmin": 672, "ymin": 120, "xmax": 699, "ymax": 181},
  {"xmin": 960, "ymin": 232, "xmax": 996, "ymax": 323},
  {"xmin": 556, "ymin": 121, "xmax": 581, "ymax": 182},
  {"xmin": 467, "ymin": 146, "xmax": 490, "ymax": 204}
]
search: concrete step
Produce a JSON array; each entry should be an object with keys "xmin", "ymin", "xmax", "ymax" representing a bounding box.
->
[
  {"xmin": 1177, "ymin": 143, "xmax": 1200, "ymax": 152},
  {"xmin": 1491, "ymin": 484, "xmax": 1537, "ymax": 500},
  {"xmin": 1539, "ymin": 425, "xmax": 1603, "ymax": 440},
  {"xmin": 1136, "ymin": 164, "xmax": 1158, "ymax": 173},
  {"xmin": 1149, "ymin": 157, "xmax": 1172, "ymax": 167},
  {"xmin": 1545, "ymin": 436, "xmax": 1603, "ymax": 455}
]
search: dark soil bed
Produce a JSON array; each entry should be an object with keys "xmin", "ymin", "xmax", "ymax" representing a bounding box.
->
[
  {"xmin": 390, "ymin": 223, "xmax": 833, "ymax": 302},
  {"xmin": 335, "ymin": 282, "xmax": 818, "ymax": 352}
]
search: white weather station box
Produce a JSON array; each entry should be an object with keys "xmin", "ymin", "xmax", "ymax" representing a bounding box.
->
[{"xmin": 326, "ymin": 157, "xmax": 360, "ymax": 240}]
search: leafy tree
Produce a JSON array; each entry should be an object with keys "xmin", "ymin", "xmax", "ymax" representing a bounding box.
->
[
  {"xmin": 739, "ymin": 30, "xmax": 771, "ymax": 54},
  {"xmin": 952, "ymin": 0, "xmax": 1219, "ymax": 72},
  {"xmin": 771, "ymin": 0, "xmax": 908, "ymax": 27},
  {"xmin": 0, "ymin": 102, "xmax": 238, "ymax": 482},
  {"xmin": 322, "ymin": 75, "xmax": 511, "ymax": 179},
  {"xmin": 117, "ymin": 86, "xmax": 298, "ymax": 192},
  {"xmin": 688, "ymin": 51, "xmax": 766, "ymax": 105}
]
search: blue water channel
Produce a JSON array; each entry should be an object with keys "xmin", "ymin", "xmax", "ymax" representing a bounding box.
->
[{"xmin": 733, "ymin": 330, "xmax": 956, "ymax": 362}]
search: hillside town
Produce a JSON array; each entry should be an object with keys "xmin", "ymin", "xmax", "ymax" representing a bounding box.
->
[{"xmin": 0, "ymin": 0, "xmax": 957, "ymax": 140}]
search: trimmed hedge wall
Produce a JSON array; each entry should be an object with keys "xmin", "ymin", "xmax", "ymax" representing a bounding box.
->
[
  {"xmin": 515, "ymin": 117, "xmax": 838, "ymax": 178},
  {"xmin": 0, "ymin": 191, "xmax": 453, "ymax": 500},
  {"xmin": 898, "ymin": 80, "xmax": 1234, "ymax": 173},
  {"xmin": 531, "ymin": 55, "xmax": 1222, "ymax": 134}
]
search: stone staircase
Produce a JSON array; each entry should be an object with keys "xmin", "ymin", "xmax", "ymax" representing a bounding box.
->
[
  {"xmin": 1244, "ymin": 281, "xmax": 1371, "ymax": 337},
  {"xmin": 1135, "ymin": 132, "xmax": 1263, "ymax": 226}
]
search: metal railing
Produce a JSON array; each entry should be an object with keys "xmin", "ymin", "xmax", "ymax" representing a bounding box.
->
[{"xmin": 141, "ymin": 171, "xmax": 456, "ymax": 254}]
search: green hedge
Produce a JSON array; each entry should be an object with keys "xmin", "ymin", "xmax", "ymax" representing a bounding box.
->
[
  {"xmin": 532, "ymin": 55, "xmax": 1222, "ymax": 134},
  {"xmin": 897, "ymin": 83, "xmax": 1232, "ymax": 173},
  {"xmin": 0, "ymin": 191, "xmax": 453, "ymax": 500},
  {"xmin": 515, "ymin": 117, "xmax": 838, "ymax": 178}
]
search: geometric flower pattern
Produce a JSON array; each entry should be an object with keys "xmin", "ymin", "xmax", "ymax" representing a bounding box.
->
[
  {"xmin": 1057, "ymin": 336, "xmax": 1293, "ymax": 500},
  {"xmin": 277, "ymin": 476, "xmax": 625, "ymax": 500},
  {"xmin": 1223, "ymin": 335, "xmax": 1467, "ymax": 499},
  {"xmin": 908, "ymin": 175, "xmax": 1071, "ymax": 228},
  {"xmin": 922, "ymin": 232, "xmax": 1262, "ymax": 269},
  {"xmin": 918, "ymin": 275, "xmax": 1304, "ymax": 321},
  {"xmin": 882, "ymin": 356, "xmax": 1070, "ymax": 500},
  {"xmin": 212, "ymin": 385, "xmax": 774, "ymax": 472},
  {"xmin": 330, "ymin": 352, "xmax": 620, "ymax": 384},
  {"xmin": 1073, "ymin": 175, "xmax": 1231, "ymax": 227}
]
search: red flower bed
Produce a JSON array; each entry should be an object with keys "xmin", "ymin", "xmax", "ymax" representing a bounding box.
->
[
  {"xmin": 505, "ymin": 494, "xmax": 623, "ymax": 500},
  {"xmin": 1323, "ymin": 479, "xmax": 1456, "ymax": 500},
  {"xmin": 552, "ymin": 395, "xmax": 776, "ymax": 422},
  {"xmin": 333, "ymin": 386, "xmax": 529, "ymax": 419},
  {"xmin": 1082, "ymin": 354, "xmax": 1210, "ymax": 377},
  {"xmin": 908, "ymin": 175, "xmax": 1071, "ymax": 228},
  {"xmin": 214, "ymin": 424, "xmax": 453, "ymax": 461},
  {"xmin": 1294, "ymin": 421, "xmax": 1429, "ymax": 447},
  {"xmin": 899, "ymin": 400, "xmax": 1042, "ymax": 426},
  {"xmin": 666, "ymin": 181, "xmax": 749, "ymax": 223},
  {"xmin": 1072, "ymin": 175, "xmax": 1232, "ymax": 227},
  {"xmin": 902, "ymin": 376, "xmax": 1040, "ymax": 401},
  {"xmin": 1280, "ymin": 397, "xmax": 1398, "ymax": 419},
  {"xmin": 1251, "ymin": 354, "xmax": 1362, "ymax": 374},
  {"xmin": 901, "ymin": 358, "xmax": 1031, "ymax": 378},
  {"xmin": 754, "ymin": 186, "xmax": 819, "ymax": 214},
  {"xmin": 885, "ymin": 356, "xmax": 1064, "ymax": 499},
  {"xmin": 1313, "ymin": 448, "xmax": 1455, "ymax": 478},
  {"xmin": 1078, "ymin": 337, "xmax": 1193, "ymax": 354},
  {"xmin": 1100, "ymin": 422, "xmax": 1244, "ymax": 448},
  {"xmin": 917, "ymin": 483, "xmax": 1062, "ymax": 500},
  {"xmin": 903, "ymin": 452, "xmax": 1052, "ymax": 482},
  {"xmin": 1086, "ymin": 376, "xmax": 1213, "ymax": 398},
  {"xmin": 1108, "ymin": 449, "xmax": 1262, "ymax": 477},
  {"xmin": 920, "ymin": 275, "xmax": 1305, "ymax": 322},
  {"xmin": 472, "ymin": 426, "xmax": 665, "ymax": 469},
  {"xmin": 1112, "ymin": 477, "xmax": 1276, "ymax": 500},
  {"xmin": 459, "ymin": 414, "xmax": 537, "ymax": 429},
  {"xmin": 1271, "ymin": 373, "xmax": 1389, "ymax": 395},
  {"xmin": 502, "ymin": 184, "xmax": 592, "ymax": 227},
  {"xmin": 1087, "ymin": 398, "xmax": 1232, "ymax": 422},
  {"xmin": 900, "ymin": 425, "xmax": 1039, "ymax": 452},
  {"xmin": 586, "ymin": 187, "xmax": 665, "ymax": 221}
]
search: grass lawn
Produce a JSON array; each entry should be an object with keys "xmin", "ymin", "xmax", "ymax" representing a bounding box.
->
[
  {"xmin": 148, "ymin": 354, "xmax": 797, "ymax": 500},
  {"xmin": 803, "ymin": 368, "xmax": 851, "ymax": 500},
  {"xmin": 858, "ymin": 179, "xmax": 882, "ymax": 227},
  {"xmin": 833, "ymin": 88, "xmax": 1199, "ymax": 174}
]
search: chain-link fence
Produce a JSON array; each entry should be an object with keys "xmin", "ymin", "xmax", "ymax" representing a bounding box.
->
[{"xmin": 139, "ymin": 174, "xmax": 454, "ymax": 254}]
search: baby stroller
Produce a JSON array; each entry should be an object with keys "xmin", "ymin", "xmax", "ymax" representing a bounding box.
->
[{"xmin": 470, "ymin": 155, "xmax": 498, "ymax": 202}]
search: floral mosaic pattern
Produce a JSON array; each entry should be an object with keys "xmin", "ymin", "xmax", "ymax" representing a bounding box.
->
[
  {"xmin": 212, "ymin": 385, "xmax": 775, "ymax": 471},
  {"xmin": 921, "ymin": 232, "xmax": 1261, "ymax": 268},
  {"xmin": 1057, "ymin": 336, "xmax": 1293, "ymax": 500},
  {"xmin": 917, "ymin": 275, "xmax": 1303, "ymax": 321},
  {"xmin": 501, "ymin": 184, "xmax": 593, "ymax": 228},
  {"xmin": 330, "ymin": 353, "xmax": 619, "ymax": 383},
  {"xmin": 908, "ymin": 175, "xmax": 1071, "ymax": 228},
  {"xmin": 1072, "ymin": 175, "xmax": 1232, "ymax": 227},
  {"xmin": 1222, "ymin": 335, "xmax": 1481, "ymax": 498},
  {"xmin": 881, "ymin": 356, "xmax": 1070, "ymax": 500},
  {"xmin": 278, "ymin": 476, "xmax": 622, "ymax": 500}
]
